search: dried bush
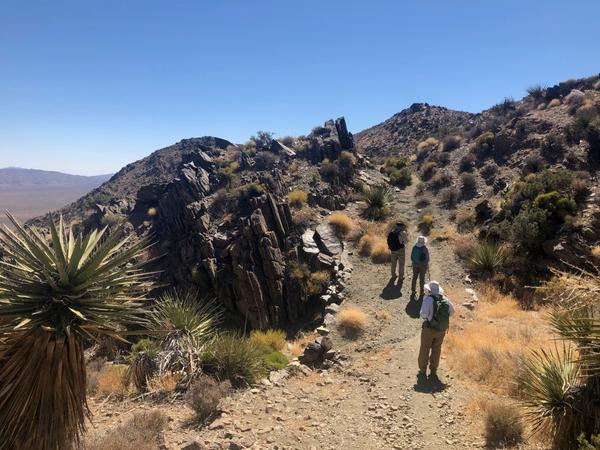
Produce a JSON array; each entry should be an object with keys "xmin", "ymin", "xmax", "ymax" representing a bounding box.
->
[
  {"xmin": 523, "ymin": 154, "xmax": 545, "ymax": 175},
  {"xmin": 442, "ymin": 135, "xmax": 462, "ymax": 152},
  {"xmin": 86, "ymin": 358, "xmax": 106, "ymax": 395},
  {"xmin": 527, "ymin": 84, "xmax": 546, "ymax": 100},
  {"xmin": 458, "ymin": 153, "xmax": 476, "ymax": 172},
  {"xmin": 421, "ymin": 161, "xmax": 437, "ymax": 180},
  {"xmin": 338, "ymin": 306, "xmax": 368, "ymax": 337},
  {"xmin": 437, "ymin": 151, "xmax": 451, "ymax": 165},
  {"xmin": 430, "ymin": 171, "xmax": 451, "ymax": 190},
  {"xmin": 455, "ymin": 209, "xmax": 476, "ymax": 231},
  {"xmin": 328, "ymin": 212, "xmax": 355, "ymax": 237},
  {"xmin": 250, "ymin": 329, "xmax": 287, "ymax": 351},
  {"xmin": 548, "ymin": 98, "xmax": 561, "ymax": 108},
  {"xmin": 84, "ymin": 410, "xmax": 167, "ymax": 450},
  {"xmin": 287, "ymin": 190, "xmax": 308, "ymax": 208},
  {"xmin": 187, "ymin": 375, "xmax": 230, "ymax": 421},
  {"xmin": 254, "ymin": 151, "xmax": 277, "ymax": 170},
  {"xmin": 480, "ymin": 162, "xmax": 498, "ymax": 180},
  {"xmin": 484, "ymin": 403, "xmax": 524, "ymax": 448},
  {"xmin": 439, "ymin": 187, "xmax": 459, "ymax": 208},
  {"xmin": 460, "ymin": 173, "xmax": 477, "ymax": 192},
  {"xmin": 307, "ymin": 271, "xmax": 331, "ymax": 296},
  {"xmin": 96, "ymin": 364, "xmax": 129, "ymax": 398},
  {"xmin": 389, "ymin": 167, "xmax": 413, "ymax": 187}
]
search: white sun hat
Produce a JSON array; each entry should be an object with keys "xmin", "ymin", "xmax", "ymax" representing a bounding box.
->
[
  {"xmin": 416, "ymin": 236, "xmax": 427, "ymax": 247},
  {"xmin": 424, "ymin": 280, "xmax": 444, "ymax": 296}
]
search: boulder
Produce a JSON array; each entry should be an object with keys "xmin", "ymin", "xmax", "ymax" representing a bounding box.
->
[
  {"xmin": 314, "ymin": 223, "xmax": 343, "ymax": 256},
  {"xmin": 270, "ymin": 140, "xmax": 296, "ymax": 157},
  {"xmin": 301, "ymin": 229, "xmax": 320, "ymax": 255}
]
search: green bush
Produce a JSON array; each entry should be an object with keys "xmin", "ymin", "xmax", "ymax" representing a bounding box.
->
[
  {"xmin": 502, "ymin": 206, "xmax": 550, "ymax": 250},
  {"xmin": 250, "ymin": 329, "xmax": 287, "ymax": 351},
  {"xmin": 238, "ymin": 182, "xmax": 265, "ymax": 203},
  {"xmin": 202, "ymin": 333, "xmax": 266, "ymax": 385},
  {"xmin": 468, "ymin": 242, "xmax": 505, "ymax": 275},
  {"xmin": 364, "ymin": 184, "xmax": 393, "ymax": 219},
  {"xmin": 474, "ymin": 131, "xmax": 495, "ymax": 156},
  {"xmin": 261, "ymin": 349, "xmax": 289, "ymax": 371},
  {"xmin": 504, "ymin": 169, "xmax": 574, "ymax": 216},
  {"xmin": 527, "ymin": 84, "xmax": 545, "ymax": 100},
  {"xmin": 442, "ymin": 135, "xmax": 462, "ymax": 152},
  {"xmin": 389, "ymin": 167, "xmax": 412, "ymax": 187}
]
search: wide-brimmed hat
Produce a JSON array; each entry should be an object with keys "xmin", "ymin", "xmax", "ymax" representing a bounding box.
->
[
  {"xmin": 416, "ymin": 236, "xmax": 427, "ymax": 247},
  {"xmin": 424, "ymin": 281, "xmax": 444, "ymax": 296}
]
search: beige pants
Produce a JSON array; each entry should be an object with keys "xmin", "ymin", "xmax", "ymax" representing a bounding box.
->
[
  {"xmin": 390, "ymin": 248, "xmax": 405, "ymax": 278},
  {"xmin": 418, "ymin": 326, "xmax": 446, "ymax": 374}
]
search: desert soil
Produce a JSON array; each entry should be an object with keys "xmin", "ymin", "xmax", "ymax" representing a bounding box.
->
[{"xmin": 87, "ymin": 172, "xmax": 489, "ymax": 450}]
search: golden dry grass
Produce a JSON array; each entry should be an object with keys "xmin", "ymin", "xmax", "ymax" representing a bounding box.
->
[
  {"xmin": 548, "ymin": 98, "xmax": 561, "ymax": 108},
  {"xmin": 453, "ymin": 234, "xmax": 477, "ymax": 260},
  {"xmin": 445, "ymin": 285, "xmax": 551, "ymax": 396},
  {"xmin": 287, "ymin": 190, "xmax": 308, "ymax": 208},
  {"xmin": 375, "ymin": 309, "xmax": 392, "ymax": 321},
  {"xmin": 250, "ymin": 329, "xmax": 287, "ymax": 351},
  {"xmin": 286, "ymin": 332, "xmax": 318, "ymax": 357},
  {"xmin": 338, "ymin": 306, "xmax": 368, "ymax": 337},
  {"xmin": 96, "ymin": 364, "xmax": 129, "ymax": 398},
  {"xmin": 328, "ymin": 212, "xmax": 356, "ymax": 237},
  {"xmin": 417, "ymin": 137, "xmax": 439, "ymax": 151},
  {"xmin": 591, "ymin": 246, "xmax": 600, "ymax": 259},
  {"xmin": 421, "ymin": 212, "xmax": 434, "ymax": 226},
  {"xmin": 146, "ymin": 372, "xmax": 183, "ymax": 394},
  {"xmin": 357, "ymin": 233, "xmax": 390, "ymax": 263}
]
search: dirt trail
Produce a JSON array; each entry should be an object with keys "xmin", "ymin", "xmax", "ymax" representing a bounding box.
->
[{"xmin": 88, "ymin": 172, "xmax": 480, "ymax": 449}]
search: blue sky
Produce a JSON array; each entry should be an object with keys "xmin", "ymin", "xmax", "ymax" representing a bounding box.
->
[{"xmin": 1, "ymin": 1, "xmax": 599, "ymax": 175}]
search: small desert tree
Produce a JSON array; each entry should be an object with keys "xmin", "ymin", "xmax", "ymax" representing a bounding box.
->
[{"xmin": 0, "ymin": 213, "xmax": 153, "ymax": 449}]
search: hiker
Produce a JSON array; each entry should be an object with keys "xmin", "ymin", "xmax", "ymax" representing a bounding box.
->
[
  {"xmin": 387, "ymin": 222, "xmax": 408, "ymax": 280},
  {"xmin": 418, "ymin": 281, "xmax": 454, "ymax": 378},
  {"xmin": 410, "ymin": 236, "xmax": 429, "ymax": 298}
]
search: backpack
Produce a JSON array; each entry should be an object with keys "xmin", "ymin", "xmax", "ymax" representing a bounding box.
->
[
  {"xmin": 427, "ymin": 295, "xmax": 450, "ymax": 332},
  {"xmin": 411, "ymin": 246, "xmax": 428, "ymax": 265},
  {"xmin": 387, "ymin": 231, "xmax": 402, "ymax": 251}
]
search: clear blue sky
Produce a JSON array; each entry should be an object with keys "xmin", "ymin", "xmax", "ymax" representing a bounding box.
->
[{"xmin": 1, "ymin": 1, "xmax": 599, "ymax": 175}]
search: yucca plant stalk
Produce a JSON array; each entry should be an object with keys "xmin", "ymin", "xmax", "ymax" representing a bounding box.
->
[{"xmin": 0, "ymin": 213, "xmax": 154, "ymax": 450}]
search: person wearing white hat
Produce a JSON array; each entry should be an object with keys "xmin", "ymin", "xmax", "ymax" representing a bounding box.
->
[
  {"xmin": 410, "ymin": 236, "xmax": 429, "ymax": 298},
  {"xmin": 418, "ymin": 281, "xmax": 454, "ymax": 379}
]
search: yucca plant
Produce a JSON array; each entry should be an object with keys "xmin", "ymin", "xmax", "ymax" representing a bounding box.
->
[
  {"xmin": 149, "ymin": 289, "xmax": 220, "ymax": 383},
  {"xmin": 364, "ymin": 183, "xmax": 393, "ymax": 219},
  {"xmin": 127, "ymin": 338, "xmax": 161, "ymax": 392},
  {"xmin": 468, "ymin": 242, "xmax": 505, "ymax": 275},
  {"xmin": 0, "ymin": 213, "xmax": 153, "ymax": 450},
  {"xmin": 519, "ymin": 266, "xmax": 600, "ymax": 449}
]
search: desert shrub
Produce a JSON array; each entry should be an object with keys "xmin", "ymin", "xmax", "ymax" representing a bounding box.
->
[
  {"xmin": 416, "ymin": 137, "xmax": 439, "ymax": 160},
  {"xmin": 503, "ymin": 207, "xmax": 551, "ymax": 250},
  {"xmin": 364, "ymin": 184, "xmax": 393, "ymax": 219},
  {"xmin": 261, "ymin": 349, "xmax": 289, "ymax": 371},
  {"xmin": 250, "ymin": 329, "xmax": 286, "ymax": 351},
  {"xmin": 578, "ymin": 434, "xmax": 600, "ymax": 450},
  {"xmin": 442, "ymin": 135, "xmax": 462, "ymax": 152},
  {"xmin": 527, "ymin": 84, "xmax": 546, "ymax": 100},
  {"xmin": 415, "ymin": 194, "xmax": 431, "ymax": 207},
  {"xmin": 278, "ymin": 135, "xmax": 295, "ymax": 146},
  {"xmin": 490, "ymin": 97, "xmax": 516, "ymax": 115},
  {"xmin": 288, "ymin": 261, "xmax": 310, "ymax": 281},
  {"xmin": 458, "ymin": 153, "xmax": 475, "ymax": 172},
  {"xmin": 540, "ymin": 133, "xmax": 565, "ymax": 160},
  {"xmin": 328, "ymin": 212, "xmax": 355, "ymax": 237},
  {"xmin": 96, "ymin": 364, "xmax": 129, "ymax": 398},
  {"xmin": 217, "ymin": 161, "xmax": 240, "ymax": 186},
  {"xmin": 358, "ymin": 233, "xmax": 390, "ymax": 263},
  {"xmin": 187, "ymin": 375, "xmax": 230, "ymax": 421},
  {"xmin": 522, "ymin": 153, "xmax": 545, "ymax": 175},
  {"xmin": 421, "ymin": 161, "xmax": 437, "ymax": 180},
  {"xmin": 238, "ymin": 182, "xmax": 265, "ymax": 204},
  {"xmin": 127, "ymin": 338, "xmax": 160, "ymax": 392},
  {"xmin": 382, "ymin": 155, "xmax": 408, "ymax": 174},
  {"xmin": 287, "ymin": 190, "xmax": 308, "ymax": 208},
  {"xmin": 475, "ymin": 131, "xmax": 495, "ymax": 156},
  {"xmin": 320, "ymin": 158, "xmax": 339, "ymax": 181},
  {"xmin": 254, "ymin": 151, "xmax": 277, "ymax": 170},
  {"xmin": 480, "ymin": 162, "xmax": 498, "ymax": 180},
  {"xmin": 572, "ymin": 110, "xmax": 600, "ymax": 153},
  {"xmin": 338, "ymin": 306, "xmax": 368, "ymax": 337},
  {"xmin": 430, "ymin": 171, "xmax": 451, "ymax": 190},
  {"xmin": 250, "ymin": 130, "xmax": 274, "ymax": 150},
  {"xmin": 202, "ymin": 333, "xmax": 266, "ymax": 385},
  {"xmin": 436, "ymin": 151, "xmax": 451, "ymax": 165},
  {"xmin": 453, "ymin": 235, "xmax": 477, "ymax": 259},
  {"xmin": 439, "ymin": 187, "xmax": 459, "ymax": 208},
  {"xmin": 548, "ymin": 98, "xmax": 561, "ymax": 108},
  {"xmin": 533, "ymin": 191, "xmax": 576, "ymax": 218},
  {"xmin": 85, "ymin": 410, "xmax": 168, "ymax": 450},
  {"xmin": 468, "ymin": 242, "xmax": 505, "ymax": 275},
  {"xmin": 292, "ymin": 208, "xmax": 313, "ymax": 228},
  {"xmin": 339, "ymin": 151, "xmax": 357, "ymax": 179},
  {"xmin": 389, "ymin": 167, "xmax": 412, "ymax": 187},
  {"xmin": 484, "ymin": 403, "xmax": 524, "ymax": 448},
  {"xmin": 421, "ymin": 212, "xmax": 434, "ymax": 227},
  {"xmin": 86, "ymin": 358, "xmax": 106, "ymax": 395},
  {"xmin": 455, "ymin": 209, "xmax": 476, "ymax": 231},
  {"xmin": 591, "ymin": 246, "xmax": 600, "ymax": 259},
  {"xmin": 461, "ymin": 173, "xmax": 477, "ymax": 192},
  {"xmin": 307, "ymin": 271, "xmax": 331, "ymax": 296}
]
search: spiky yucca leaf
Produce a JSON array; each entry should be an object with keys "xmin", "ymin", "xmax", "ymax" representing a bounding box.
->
[
  {"xmin": 0, "ymin": 213, "xmax": 154, "ymax": 449},
  {"xmin": 518, "ymin": 345, "xmax": 582, "ymax": 447},
  {"xmin": 468, "ymin": 242, "xmax": 505, "ymax": 274}
]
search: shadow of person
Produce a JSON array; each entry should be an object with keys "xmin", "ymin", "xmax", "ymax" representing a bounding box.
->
[
  {"xmin": 413, "ymin": 373, "xmax": 449, "ymax": 393},
  {"xmin": 380, "ymin": 276, "xmax": 402, "ymax": 300},
  {"xmin": 404, "ymin": 293, "xmax": 422, "ymax": 318}
]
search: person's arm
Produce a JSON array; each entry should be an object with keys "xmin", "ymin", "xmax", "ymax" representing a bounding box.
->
[
  {"xmin": 425, "ymin": 247, "xmax": 430, "ymax": 264},
  {"xmin": 420, "ymin": 296, "xmax": 433, "ymax": 321}
]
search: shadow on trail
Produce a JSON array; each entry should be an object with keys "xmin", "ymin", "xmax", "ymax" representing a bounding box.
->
[
  {"xmin": 414, "ymin": 374, "xmax": 449, "ymax": 393},
  {"xmin": 405, "ymin": 294, "xmax": 422, "ymax": 318},
  {"xmin": 380, "ymin": 277, "xmax": 403, "ymax": 300}
]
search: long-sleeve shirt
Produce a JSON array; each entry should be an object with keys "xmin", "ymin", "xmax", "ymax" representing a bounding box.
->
[{"xmin": 420, "ymin": 295, "xmax": 455, "ymax": 322}]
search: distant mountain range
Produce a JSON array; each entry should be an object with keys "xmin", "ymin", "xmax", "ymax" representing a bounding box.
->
[{"xmin": 0, "ymin": 167, "xmax": 112, "ymax": 225}]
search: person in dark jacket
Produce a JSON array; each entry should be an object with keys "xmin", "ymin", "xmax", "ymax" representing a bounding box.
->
[
  {"xmin": 387, "ymin": 222, "xmax": 408, "ymax": 280},
  {"xmin": 410, "ymin": 236, "xmax": 429, "ymax": 298}
]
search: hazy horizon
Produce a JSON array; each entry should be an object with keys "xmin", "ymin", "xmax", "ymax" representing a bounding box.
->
[{"xmin": 1, "ymin": 0, "xmax": 599, "ymax": 176}]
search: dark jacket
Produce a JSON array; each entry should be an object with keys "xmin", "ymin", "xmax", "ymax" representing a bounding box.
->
[{"xmin": 411, "ymin": 245, "xmax": 429, "ymax": 267}]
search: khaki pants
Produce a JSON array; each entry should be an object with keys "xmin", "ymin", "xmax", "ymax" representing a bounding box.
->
[
  {"xmin": 411, "ymin": 265, "xmax": 427, "ymax": 295},
  {"xmin": 418, "ymin": 326, "xmax": 446, "ymax": 374},
  {"xmin": 390, "ymin": 248, "xmax": 405, "ymax": 278}
]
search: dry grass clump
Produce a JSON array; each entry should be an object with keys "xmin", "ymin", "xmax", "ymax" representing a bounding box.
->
[
  {"xmin": 250, "ymin": 329, "xmax": 287, "ymax": 351},
  {"xmin": 357, "ymin": 233, "xmax": 390, "ymax": 263},
  {"xmin": 84, "ymin": 410, "xmax": 167, "ymax": 450},
  {"xmin": 146, "ymin": 372, "xmax": 183, "ymax": 394},
  {"xmin": 455, "ymin": 209, "xmax": 476, "ymax": 231},
  {"xmin": 417, "ymin": 137, "xmax": 440, "ymax": 152},
  {"xmin": 96, "ymin": 364, "xmax": 129, "ymax": 398},
  {"xmin": 375, "ymin": 309, "xmax": 392, "ymax": 321},
  {"xmin": 338, "ymin": 306, "xmax": 368, "ymax": 337},
  {"xmin": 453, "ymin": 234, "xmax": 477, "ymax": 259},
  {"xmin": 592, "ymin": 246, "xmax": 600, "ymax": 259},
  {"xmin": 187, "ymin": 375, "xmax": 231, "ymax": 422},
  {"xmin": 484, "ymin": 402, "xmax": 525, "ymax": 448},
  {"xmin": 286, "ymin": 332, "xmax": 318, "ymax": 357},
  {"xmin": 445, "ymin": 285, "xmax": 550, "ymax": 395},
  {"xmin": 307, "ymin": 271, "xmax": 331, "ymax": 296},
  {"xmin": 328, "ymin": 212, "xmax": 356, "ymax": 237},
  {"xmin": 287, "ymin": 190, "xmax": 308, "ymax": 208},
  {"xmin": 86, "ymin": 358, "xmax": 106, "ymax": 395},
  {"xmin": 548, "ymin": 98, "xmax": 561, "ymax": 108}
]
